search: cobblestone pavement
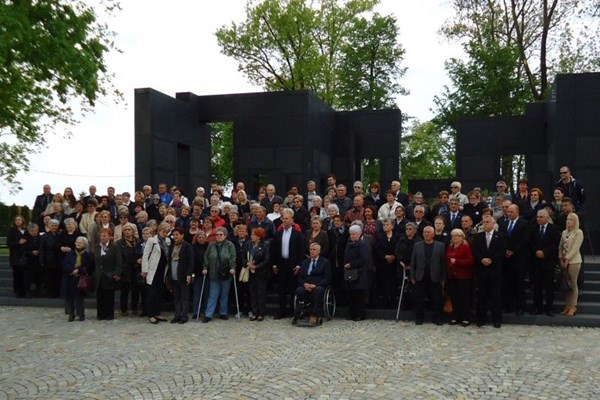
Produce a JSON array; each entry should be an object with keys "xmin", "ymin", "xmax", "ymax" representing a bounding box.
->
[{"xmin": 1, "ymin": 307, "xmax": 599, "ymax": 400}]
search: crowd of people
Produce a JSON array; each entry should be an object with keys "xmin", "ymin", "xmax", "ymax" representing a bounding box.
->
[{"xmin": 5, "ymin": 166, "xmax": 586, "ymax": 327}]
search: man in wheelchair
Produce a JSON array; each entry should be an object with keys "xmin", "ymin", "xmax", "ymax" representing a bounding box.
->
[{"xmin": 294, "ymin": 243, "xmax": 331, "ymax": 325}]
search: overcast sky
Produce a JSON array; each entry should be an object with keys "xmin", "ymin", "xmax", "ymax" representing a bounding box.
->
[{"xmin": 1, "ymin": 0, "xmax": 463, "ymax": 207}]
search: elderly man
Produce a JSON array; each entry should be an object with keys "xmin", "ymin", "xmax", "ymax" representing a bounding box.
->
[
  {"xmin": 260, "ymin": 184, "xmax": 283, "ymax": 214},
  {"xmin": 272, "ymin": 208, "xmax": 305, "ymax": 319},
  {"xmin": 295, "ymin": 242, "xmax": 331, "ymax": 324},
  {"xmin": 410, "ymin": 226, "xmax": 446, "ymax": 325},
  {"xmin": 449, "ymin": 181, "xmax": 468, "ymax": 209},
  {"xmin": 344, "ymin": 195, "xmax": 365, "ymax": 226},
  {"xmin": 33, "ymin": 184, "xmax": 53, "ymax": 223},
  {"xmin": 333, "ymin": 184, "xmax": 353, "ymax": 215},
  {"xmin": 412, "ymin": 205, "xmax": 432, "ymax": 238},
  {"xmin": 390, "ymin": 180, "xmax": 409, "ymax": 207}
]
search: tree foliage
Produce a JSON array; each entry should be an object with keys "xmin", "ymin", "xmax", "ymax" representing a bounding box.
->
[
  {"xmin": 209, "ymin": 122, "xmax": 234, "ymax": 186},
  {"xmin": 400, "ymin": 121, "xmax": 455, "ymax": 189},
  {"xmin": 0, "ymin": 0, "xmax": 120, "ymax": 190},
  {"xmin": 215, "ymin": 0, "xmax": 406, "ymax": 110}
]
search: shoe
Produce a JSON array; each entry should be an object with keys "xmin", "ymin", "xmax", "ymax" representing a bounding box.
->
[
  {"xmin": 257, "ymin": 315, "xmax": 264, "ymax": 321},
  {"xmin": 530, "ymin": 309, "xmax": 542, "ymax": 315},
  {"xmin": 274, "ymin": 314, "xmax": 286, "ymax": 320},
  {"xmin": 202, "ymin": 317, "xmax": 211, "ymax": 323},
  {"xmin": 461, "ymin": 321, "xmax": 470, "ymax": 327},
  {"xmin": 192, "ymin": 314, "xmax": 198, "ymax": 320},
  {"xmin": 120, "ymin": 310, "xmax": 128, "ymax": 317},
  {"xmin": 139, "ymin": 312, "xmax": 147, "ymax": 317},
  {"xmin": 309, "ymin": 315, "xmax": 318, "ymax": 325},
  {"xmin": 148, "ymin": 317, "xmax": 159, "ymax": 324},
  {"xmin": 219, "ymin": 315, "xmax": 229, "ymax": 320},
  {"xmin": 78, "ymin": 316, "xmax": 85, "ymax": 321},
  {"xmin": 155, "ymin": 316, "xmax": 167, "ymax": 322},
  {"xmin": 449, "ymin": 320, "xmax": 458, "ymax": 325},
  {"xmin": 546, "ymin": 310, "xmax": 555, "ymax": 317},
  {"xmin": 249, "ymin": 316, "xmax": 257, "ymax": 321},
  {"xmin": 476, "ymin": 322, "xmax": 486, "ymax": 328},
  {"xmin": 515, "ymin": 309, "xmax": 524, "ymax": 316},
  {"xmin": 493, "ymin": 323, "xmax": 501, "ymax": 328},
  {"xmin": 566, "ymin": 306, "xmax": 577, "ymax": 317},
  {"xmin": 106, "ymin": 317, "xmax": 114, "ymax": 321},
  {"xmin": 170, "ymin": 317, "xmax": 180, "ymax": 323},
  {"xmin": 345, "ymin": 315, "xmax": 353, "ymax": 321},
  {"xmin": 560, "ymin": 306, "xmax": 569, "ymax": 315},
  {"xmin": 68, "ymin": 315, "xmax": 75, "ymax": 322},
  {"xmin": 434, "ymin": 320, "xmax": 444, "ymax": 326},
  {"xmin": 178, "ymin": 319, "xmax": 187, "ymax": 324},
  {"xmin": 415, "ymin": 319, "xmax": 424, "ymax": 325}
]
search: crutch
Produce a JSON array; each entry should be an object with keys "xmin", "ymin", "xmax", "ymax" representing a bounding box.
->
[
  {"xmin": 232, "ymin": 271, "xmax": 241, "ymax": 321},
  {"xmin": 195, "ymin": 274, "xmax": 206, "ymax": 321},
  {"xmin": 396, "ymin": 268, "xmax": 407, "ymax": 321}
]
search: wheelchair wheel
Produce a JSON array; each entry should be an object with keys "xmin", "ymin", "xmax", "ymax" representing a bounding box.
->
[{"xmin": 323, "ymin": 286, "xmax": 336, "ymax": 320}]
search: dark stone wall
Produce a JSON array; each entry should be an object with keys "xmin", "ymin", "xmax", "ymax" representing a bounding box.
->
[
  {"xmin": 455, "ymin": 72, "xmax": 600, "ymax": 252},
  {"xmin": 135, "ymin": 89, "xmax": 401, "ymax": 200}
]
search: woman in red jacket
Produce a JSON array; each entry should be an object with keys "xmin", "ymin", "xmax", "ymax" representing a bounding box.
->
[{"xmin": 446, "ymin": 228, "xmax": 474, "ymax": 326}]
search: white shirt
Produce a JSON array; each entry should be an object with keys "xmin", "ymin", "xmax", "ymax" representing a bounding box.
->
[{"xmin": 281, "ymin": 227, "xmax": 292, "ymax": 259}]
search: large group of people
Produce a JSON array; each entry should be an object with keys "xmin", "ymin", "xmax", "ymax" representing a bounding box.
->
[{"xmin": 5, "ymin": 166, "xmax": 586, "ymax": 327}]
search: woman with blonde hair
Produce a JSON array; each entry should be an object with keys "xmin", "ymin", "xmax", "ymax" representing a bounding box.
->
[
  {"xmin": 445, "ymin": 229, "xmax": 474, "ymax": 326},
  {"xmin": 558, "ymin": 213, "xmax": 584, "ymax": 316}
]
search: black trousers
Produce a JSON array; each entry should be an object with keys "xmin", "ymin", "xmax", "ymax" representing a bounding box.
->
[
  {"xmin": 533, "ymin": 263, "xmax": 555, "ymax": 311},
  {"xmin": 447, "ymin": 279, "xmax": 472, "ymax": 322},
  {"xmin": 276, "ymin": 259, "xmax": 297, "ymax": 316},
  {"xmin": 11, "ymin": 264, "xmax": 27, "ymax": 297},
  {"xmin": 502, "ymin": 255, "xmax": 528, "ymax": 311},
  {"xmin": 414, "ymin": 274, "xmax": 443, "ymax": 322},
  {"xmin": 96, "ymin": 288, "xmax": 115, "ymax": 320},
  {"xmin": 249, "ymin": 277, "xmax": 268, "ymax": 316},
  {"xmin": 120, "ymin": 279, "xmax": 140, "ymax": 312},
  {"xmin": 295, "ymin": 285, "xmax": 325, "ymax": 317},
  {"xmin": 347, "ymin": 289, "xmax": 365, "ymax": 319},
  {"xmin": 172, "ymin": 279, "xmax": 190, "ymax": 320},
  {"xmin": 146, "ymin": 276, "xmax": 165, "ymax": 318},
  {"xmin": 476, "ymin": 271, "xmax": 502, "ymax": 324}
]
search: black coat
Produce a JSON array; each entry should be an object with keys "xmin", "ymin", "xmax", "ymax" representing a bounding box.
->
[
  {"xmin": 343, "ymin": 240, "xmax": 368, "ymax": 291},
  {"xmin": 472, "ymin": 230, "xmax": 506, "ymax": 280},
  {"xmin": 93, "ymin": 242, "xmax": 123, "ymax": 290},
  {"xmin": 328, "ymin": 226, "xmax": 348, "ymax": 269},
  {"xmin": 39, "ymin": 232, "xmax": 61, "ymax": 269},
  {"xmin": 7, "ymin": 226, "xmax": 26, "ymax": 266},
  {"xmin": 244, "ymin": 241, "xmax": 271, "ymax": 280},
  {"xmin": 298, "ymin": 257, "xmax": 331, "ymax": 287},
  {"xmin": 168, "ymin": 240, "xmax": 194, "ymax": 282}
]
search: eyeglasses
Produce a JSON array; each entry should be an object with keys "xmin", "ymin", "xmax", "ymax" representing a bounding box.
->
[
  {"xmin": 450, "ymin": 186, "xmax": 458, "ymax": 189},
  {"xmin": 210, "ymin": 210, "xmax": 219, "ymax": 213}
]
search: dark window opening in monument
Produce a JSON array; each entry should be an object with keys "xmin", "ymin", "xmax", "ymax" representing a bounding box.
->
[
  {"xmin": 361, "ymin": 158, "xmax": 381, "ymax": 186},
  {"xmin": 208, "ymin": 121, "xmax": 234, "ymax": 187},
  {"xmin": 176, "ymin": 143, "xmax": 191, "ymax": 195},
  {"xmin": 499, "ymin": 154, "xmax": 526, "ymax": 193}
]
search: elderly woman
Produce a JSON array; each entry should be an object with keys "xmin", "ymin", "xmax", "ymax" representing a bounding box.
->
[
  {"xmin": 62, "ymin": 236, "xmax": 93, "ymax": 321},
  {"xmin": 445, "ymin": 229, "xmax": 474, "ymax": 326},
  {"xmin": 343, "ymin": 225, "xmax": 369, "ymax": 321},
  {"xmin": 322, "ymin": 203, "xmax": 339, "ymax": 232},
  {"xmin": 521, "ymin": 188, "xmax": 547, "ymax": 222},
  {"xmin": 559, "ymin": 213, "xmax": 584, "ymax": 316},
  {"xmin": 245, "ymin": 227, "xmax": 271, "ymax": 321},
  {"xmin": 7, "ymin": 215, "xmax": 28, "ymax": 298},
  {"xmin": 374, "ymin": 218, "xmax": 399, "ymax": 308},
  {"xmin": 305, "ymin": 216, "xmax": 329, "ymax": 257},
  {"xmin": 191, "ymin": 230, "xmax": 210, "ymax": 319},
  {"xmin": 202, "ymin": 227, "xmax": 237, "ymax": 323},
  {"xmin": 117, "ymin": 223, "xmax": 140, "ymax": 317},
  {"xmin": 168, "ymin": 226, "xmax": 194, "ymax": 324},
  {"xmin": 142, "ymin": 222, "xmax": 171, "ymax": 324},
  {"xmin": 39, "ymin": 219, "xmax": 62, "ymax": 298}
]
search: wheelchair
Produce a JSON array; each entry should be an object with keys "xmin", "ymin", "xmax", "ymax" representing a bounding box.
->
[{"xmin": 292, "ymin": 286, "xmax": 336, "ymax": 326}]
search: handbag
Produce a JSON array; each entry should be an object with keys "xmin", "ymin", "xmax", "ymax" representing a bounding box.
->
[
  {"xmin": 556, "ymin": 269, "xmax": 573, "ymax": 292},
  {"xmin": 77, "ymin": 272, "xmax": 92, "ymax": 294},
  {"xmin": 344, "ymin": 268, "xmax": 359, "ymax": 282},
  {"xmin": 239, "ymin": 267, "xmax": 250, "ymax": 283}
]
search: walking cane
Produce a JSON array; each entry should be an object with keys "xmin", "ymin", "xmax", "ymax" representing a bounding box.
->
[
  {"xmin": 195, "ymin": 274, "xmax": 206, "ymax": 321},
  {"xmin": 396, "ymin": 268, "xmax": 407, "ymax": 321},
  {"xmin": 232, "ymin": 271, "xmax": 241, "ymax": 321}
]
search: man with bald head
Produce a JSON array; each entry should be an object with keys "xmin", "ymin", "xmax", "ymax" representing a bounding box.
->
[{"xmin": 499, "ymin": 204, "xmax": 531, "ymax": 315}]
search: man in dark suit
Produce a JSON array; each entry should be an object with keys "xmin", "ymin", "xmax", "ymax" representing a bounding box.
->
[
  {"xmin": 82, "ymin": 185, "xmax": 101, "ymax": 205},
  {"xmin": 446, "ymin": 198, "xmax": 463, "ymax": 231},
  {"xmin": 410, "ymin": 226, "xmax": 446, "ymax": 325},
  {"xmin": 272, "ymin": 208, "xmax": 305, "ymax": 319},
  {"xmin": 260, "ymin": 184, "xmax": 283, "ymax": 214},
  {"xmin": 472, "ymin": 215, "xmax": 505, "ymax": 328},
  {"xmin": 296, "ymin": 242, "xmax": 331, "ymax": 324},
  {"xmin": 33, "ymin": 184, "xmax": 53, "ymax": 224},
  {"xmin": 94, "ymin": 228, "xmax": 122, "ymax": 320},
  {"xmin": 529, "ymin": 209, "xmax": 561, "ymax": 316},
  {"xmin": 391, "ymin": 180, "xmax": 409, "ymax": 207},
  {"xmin": 500, "ymin": 204, "xmax": 531, "ymax": 315}
]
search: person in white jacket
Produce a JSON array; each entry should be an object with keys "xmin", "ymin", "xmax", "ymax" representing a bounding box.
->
[{"xmin": 142, "ymin": 222, "xmax": 171, "ymax": 324}]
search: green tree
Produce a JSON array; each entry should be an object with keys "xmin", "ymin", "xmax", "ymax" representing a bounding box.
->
[
  {"xmin": 209, "ymin": 122, "xmax": 234, "ymax": 186},
  {"xmin": 400, "ymin": 121, "xmax": 455, "ymax": 189},
  {"xmin": 0, "ymin": 0, "xmax": 119, "ymax": 190},
  {"xmin": 215, "ymin": 0, "xmax": 405, "ymax": 110}
]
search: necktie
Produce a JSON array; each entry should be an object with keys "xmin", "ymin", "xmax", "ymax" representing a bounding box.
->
[
  {"xmin": 508, "ymin": 220, "xmax": 514, "ymax": 237},
  {"xmin": 451, "ymin": 213, "xmax": 456, "ymax": 224},
  {"xmin": 308, "ymin": 259, "xmax": 316, "ymax": 275},
  {"xmin": 486, "ymin": 233, "xmax": 492, "ymax": 248},
  {"xmin": 540, "ymin": 225, "xmax": 545, "ymax": 237}
]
